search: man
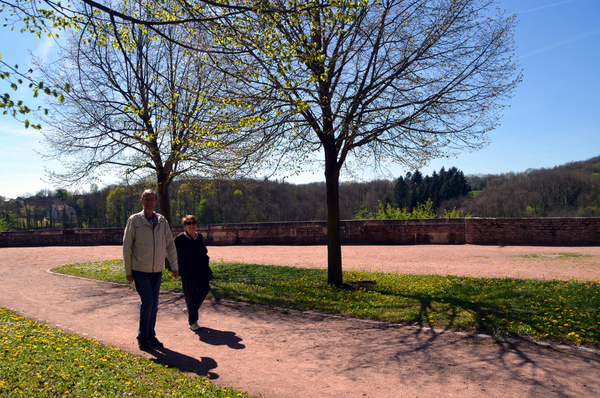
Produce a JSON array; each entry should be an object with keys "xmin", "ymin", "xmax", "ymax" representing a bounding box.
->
[{"xmin": 123, "ymin": 189, "xmax": 179, "ymax": 350}]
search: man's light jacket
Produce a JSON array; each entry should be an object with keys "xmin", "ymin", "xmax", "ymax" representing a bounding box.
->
[{"xmin": 123, "ymin": 210, "xmax": 179, "ymax": 275}]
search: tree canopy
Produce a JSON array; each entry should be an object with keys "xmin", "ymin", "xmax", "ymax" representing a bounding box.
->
[
  {"xmin": 208, "ymin": 0, "xmax": 521, "ymax": 285},
  {"xmin": 1, "ymin": 0, "xmax": 284, "ymax": 127},
  {"xmin": 395, "ymin": 167, "xmax": 470, "ymax": 211},
  {"xmin": 34, "ymin": 0, "xmax": 270, "ymax": 223}
]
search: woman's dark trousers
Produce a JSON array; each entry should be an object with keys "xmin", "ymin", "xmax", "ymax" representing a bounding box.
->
[{"xmin": 181, "ymin": 275, "xmax": 210, "ymax": 325}]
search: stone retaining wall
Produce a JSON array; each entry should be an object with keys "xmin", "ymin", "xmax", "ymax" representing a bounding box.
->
[
  {"xmin": 0, "ymin": 218, "xmax": 597, "ymax": 247},
  {"xmin": 465, "ymin": 218, "xmax": 600, "ymax": 246},
  {"xmin": 0, "ymin": 228, "xmax": 125, "ymax": 247},
  {"xmin": 195, "ymin": 218, "xmax": 465, "ymax": 246}
]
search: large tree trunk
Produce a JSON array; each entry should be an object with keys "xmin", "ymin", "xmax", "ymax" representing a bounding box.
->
[
  {"xmin": 324, "ymin": 143, "xmax": 343, "ymax": 286},
  {"xmin": 156, "ymin": 173, "xmax": 173, "ymax": 271},
  {"xmin": 156, "ymin": 174, "xmax": 172, "ymax": 226}
]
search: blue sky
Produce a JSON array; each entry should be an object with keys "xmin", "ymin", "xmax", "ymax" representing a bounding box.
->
[{"xmin": 1, "ymin": 0, "xmax": 599, "ymax": 198}]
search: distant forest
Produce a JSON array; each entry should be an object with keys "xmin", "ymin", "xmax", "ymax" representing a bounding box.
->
[{"xmin": 1, "ymin": 156, "xmax": 599, "ymax": 231}]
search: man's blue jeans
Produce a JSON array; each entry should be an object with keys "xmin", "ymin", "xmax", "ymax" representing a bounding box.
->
[{"xmin": 132, "ymin": 270, "xmax": 162, "ymax": 341}]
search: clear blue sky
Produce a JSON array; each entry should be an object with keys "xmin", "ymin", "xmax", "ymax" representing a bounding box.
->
[{"xmin": 1, "ymin": 0, "xmax": 599, "ymax": 199}]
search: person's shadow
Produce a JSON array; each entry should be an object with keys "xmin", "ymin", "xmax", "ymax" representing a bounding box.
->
[
  {"xmin": 150, "ymin": 347, "xmax": 220, "ymax": 379},
  {"xmin": 194, "ymin": 327, "xmax": 246, "ymax": 349}
]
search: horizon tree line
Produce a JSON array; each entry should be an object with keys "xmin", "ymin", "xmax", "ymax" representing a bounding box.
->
[{"xmin": 3, "ymin": 155, "xmax": 599, "ymax": 232}]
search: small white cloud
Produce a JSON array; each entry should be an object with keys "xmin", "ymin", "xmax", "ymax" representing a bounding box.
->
[
  {"xmin": 35, "ymin": 35, "xmax": 56, "ymax": 62},
  {"xmin": 518, "ymin": 0, "xmax": 578, "ymax": 14},
  {"xmin": 0, "ymin": 124, "xmax": 43, "ymax": 141},
  {"xmin": 520, "ymin": 28, "xmax": 600, "ymax": 58}
]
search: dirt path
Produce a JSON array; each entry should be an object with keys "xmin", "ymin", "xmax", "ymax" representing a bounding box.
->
[{"xmin": 1, "ymin": 245, "xmax": 599, "ymax": 398}]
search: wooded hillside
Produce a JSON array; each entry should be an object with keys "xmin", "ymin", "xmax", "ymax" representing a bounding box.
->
[
  {"xmin": 1, "ymin": 156, "xmax": 598, "ymax": 231},
  {"xmin": 459, "ymin": 156, "xmax": 600, "ymax": 217}
]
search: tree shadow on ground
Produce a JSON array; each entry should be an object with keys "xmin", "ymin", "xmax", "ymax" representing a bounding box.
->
[
  {"xmin": 201, "ymin": 297, "xmax": 600, "ymax": 397},
  {"xmin": 396, "ymin": 292, "xmax": 521, "ymax": 335},
  {"xmin": 370, "ymin": 282, "xmax": 539, "ymax": 338}
]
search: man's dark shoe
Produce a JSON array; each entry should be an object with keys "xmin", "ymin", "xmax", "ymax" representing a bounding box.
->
[
  {"xmin": 147, "ymin": 337, "xmax": 164, "ymax": 348},
  {"xmin": 137, "ymin": 338, "xmax": 151, "ymax": 351}
]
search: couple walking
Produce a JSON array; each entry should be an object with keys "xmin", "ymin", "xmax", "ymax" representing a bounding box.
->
[{"xmin": 122, "ymin": 189, "xmax": 212, "ymax": 350}]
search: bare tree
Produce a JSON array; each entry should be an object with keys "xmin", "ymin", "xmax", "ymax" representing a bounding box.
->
[
  {"xmin": 36, "ymin": 2, "xmax": 266, "ymax": 224},
  {"xmin": 210, "ymin": 0, "xmax": 521, "ymax": 285}
]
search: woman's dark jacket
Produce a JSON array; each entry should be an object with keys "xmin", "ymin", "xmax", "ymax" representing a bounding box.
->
[{"xmin": 174, "ymin": 231, "xmax": 211, "ymax": 279}]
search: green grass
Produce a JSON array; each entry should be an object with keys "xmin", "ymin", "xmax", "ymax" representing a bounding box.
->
[
  {"xmin": 519, "ymin": 254, "xmax": 540, "ymax": 258},
  {"xmin": 0, "ymin": 307, "xmax": 249, "ymax": 397},
  {"xmin": 52, "ymin": 260, "xmax": 600, "ymax": 346},
  {"xmin": 518, "ymin": 252, "xmax": 594, "ymax": 259},
  {"xmin": 555, "ymin": 252, "xmax": 593, "ymax": 259}
]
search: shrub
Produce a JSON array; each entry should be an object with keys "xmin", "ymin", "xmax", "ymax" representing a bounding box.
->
[{"xmin": 442, "ymin": 207, "xmax": 472, "ymax": 218}]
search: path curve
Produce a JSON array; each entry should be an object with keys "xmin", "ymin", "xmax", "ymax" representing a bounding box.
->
[{"xmin": 1, "ymin": 245, "xmax": 599, "ymax": 398}]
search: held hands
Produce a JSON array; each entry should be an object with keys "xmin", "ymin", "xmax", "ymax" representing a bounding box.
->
[{"xmin": 172, "ymin": 270, "xmax": 179, "ymax": 279}]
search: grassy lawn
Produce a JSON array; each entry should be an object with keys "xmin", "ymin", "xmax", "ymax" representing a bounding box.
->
[
  {"xmin": 0, "ymin": 307, "xmax": 249, "ymax": 397},
  {"xmin": 52, "ymin": 259, "xmax": 600, "ymax": 347},
  {"xmin": 518, "ymin": 252, "xmax": 594, "ymax": 259}
]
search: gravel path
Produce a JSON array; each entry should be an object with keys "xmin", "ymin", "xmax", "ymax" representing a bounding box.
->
[{"xmin": 1, "ymin": 244, "xmax": 599, "ymax": 397}]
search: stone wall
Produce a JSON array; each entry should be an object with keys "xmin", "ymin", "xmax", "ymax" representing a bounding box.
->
[
  {"xmin": 0, "ymin": 218, "xmax": 598, "ymax": 247},
  {"xmin": 0, "ymin": 228, "xmax": 124, "ymax": 247},
  {"xmin": 465, "ymin": 218, "xmax": 600, "ymax": 246},
  {"xmin": 193, "ymin": 218, "xmax": 465, "ymax": 246}
]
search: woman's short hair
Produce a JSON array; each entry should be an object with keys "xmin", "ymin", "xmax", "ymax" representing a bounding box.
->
[{"xmin": 181, "ymin": 214, "xmax": 197, "ymax": 226}]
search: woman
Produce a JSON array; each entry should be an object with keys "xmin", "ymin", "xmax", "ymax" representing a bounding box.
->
[{"xmin": 174, "ymin": 215, "xmax": 212, "ymax": 331}]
